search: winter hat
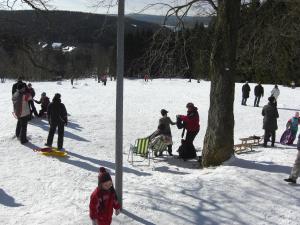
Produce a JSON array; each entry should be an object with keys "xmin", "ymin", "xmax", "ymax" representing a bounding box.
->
[
  {"xmin": 53, "ymin": 93, "xmax": 61, "ymax": 100},
  {"xmin": 98, "ymin": 167, "xmax": 112, "ymax": 185},
  {"xmin": 160, "ymin": 109, "xmax": 168, "ymax": 116},
  {"xmin": 268, "ymin": 96, "xmax": 275, "ymax": 103},
  {"xmin": 41, "ymin": 92, "xmax": 46, "ymax": 96}
]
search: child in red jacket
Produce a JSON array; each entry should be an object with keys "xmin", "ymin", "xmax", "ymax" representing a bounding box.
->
[{"xmin": 89, "ymin": 167, "xmax": 121, "ymax": 225}]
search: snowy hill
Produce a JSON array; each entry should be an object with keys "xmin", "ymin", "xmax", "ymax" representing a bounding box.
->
[{"xmin": 0, "ymin": 78, "xmax": 300, "ymax": 225}]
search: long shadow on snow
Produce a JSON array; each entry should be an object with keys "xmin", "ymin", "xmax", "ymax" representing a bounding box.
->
[
  {"xmin": 158, "ymin": 156, "xmax": 202, "ymax": 170},
  {"xmin": 29, "ymin": 118, "xmax": 90, "ymax": 142},
  {"xmin": 121, "ymin": 209, "xmax": 156, "ymax": 225},
  {"xmin": 228, "ymin": 157, "xmax": 291, "ymax": 174},
  {"xmin": 0, "ymin": 189, "xmax": 23, "ymax": 207},
  {"xmin": 58, "ymin": 151, "xmax": 151, "ymax": 176}
]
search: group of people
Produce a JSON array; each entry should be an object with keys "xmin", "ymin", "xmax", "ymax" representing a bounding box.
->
[
  {"xmin": 242, "ymin": 81, "xmax": 280, "ymax": 107},
  {"xmin": 12, "ymin": 77, "xmax": 68, "ymax": 150},
  {"xmin": 148, "ymin": 102, "xmax": 200, "ymax": 160},
  {"xmin": 257, "ymin": 83, "xmax": 300, "ymax": 185}
]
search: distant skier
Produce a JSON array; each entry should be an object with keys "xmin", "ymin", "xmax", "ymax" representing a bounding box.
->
[
  {"xmin": 254, "ymin": 82, "xmax": 264, "ymax": 107},
  {"xmin": 262, "ymin": 96, "xmax": 279, "ymax": 147},
  {"xmin": 34, "ymin": 92, "xmax": 50, "ymax": 117},
  {"xmin": 284, "ymin": 135, "xmax": 300, "ymax": 184},
  {"xmin": 12, "ymin": 83, "xmax": 31, "ymax": 144},
  {"xmin": 144, "ymin": 74, "xmax": 149, "ymax": 82},
  {"xmin": 89, "ymin": 167, "xmax": 121, "ymax": 225},
  {"xmin": 45, "ymin": 93, "xmax": 68, "ymax": 150},
  {"xmin": 241, "ymin": 81, "xmax": 251, "ymax": 106},
  {"xmin": 70, "ymin": 76, "xmax": 74, "ymax": 86}
]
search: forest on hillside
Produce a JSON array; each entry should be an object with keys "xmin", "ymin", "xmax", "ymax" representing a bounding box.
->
[{"xmin": 0, "ymin": 0, "xmax": 299, "ymax": 85}]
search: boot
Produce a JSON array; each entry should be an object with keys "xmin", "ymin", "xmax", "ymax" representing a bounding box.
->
[{"xmin": 284, "ymin": 178, "xmax": 296, "ymax": 184}]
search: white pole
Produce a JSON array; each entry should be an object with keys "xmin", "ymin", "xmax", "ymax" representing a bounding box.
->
[{"xmin": 115, "ymin": 0, "xmax": 124, "ymax": 207}]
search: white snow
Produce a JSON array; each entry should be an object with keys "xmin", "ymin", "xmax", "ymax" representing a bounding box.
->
[
  {"xmin": 1, "ymin": 79, "xmax": 300, "ymax": 225},
  {"xmin": 62, "ymin": 46, "xmax": 76, "ymax": 53},
  {"xmin": 52, "ymin": 43, "xmax": 62, "ymax": 49}
]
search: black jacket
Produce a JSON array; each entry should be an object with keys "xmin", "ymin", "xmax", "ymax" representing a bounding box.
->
[
  {"xmin": 254, "ymin": 84, "xmax": 264, "ymax": 97},
  {"xmin": 47, "ymin": 99, "xmax": 67, "ymax": 125},
  {"xmin": 12, "ymin": 81, "xmax": 26, "ymax": 95},
  {"xmin": 242, "ymin": 83, "xmax": 251, "ymax": 98},
  {"xmin": 262, "ymin": 102, "xmax": 279, "ymax": 131}
]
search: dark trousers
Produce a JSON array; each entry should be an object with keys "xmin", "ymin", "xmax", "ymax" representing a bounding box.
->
[
  {"xmin": 16, "ymin": 115, "xmax": 29, "ymax": 143},
  {"xmin": 185, "ymin": 130, "xmax": 199, "ymax": 148},
  {"xmin": 254, "ymin": 96, "xmax": 261, "ymax": 107},
  {"xmin": 46, "ymin": 122, "xmax": 64, "ymax": 149},
  {"xmin": 241, "ymin": 97, "xmax": 248, "ymax": 105},
  {"xmin": 29, "ymin": 100, "xmax": 38, "ymax": 117},
  {"xmin": 38, "ymin": 106, "xmax": 47, "ymax": 117},
  {"xmin": 264, "ymin": 129, "xmax": 276, "ymax": 146}
]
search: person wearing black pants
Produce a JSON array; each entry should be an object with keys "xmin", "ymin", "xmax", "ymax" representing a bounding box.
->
[
  {"xmin": 45, "ymin": 93, "xmax": 68, "ymax": 150},
  {"xmin": 254, "ymin": 82, "xmax": 264, "ymax": 107},
  {"xmin": 12, "ymin": 83, "xmax": 31, "ymax": 144},
  {"xmin": 178, "ymin": 103, "xmax": 200, "ymax": 159},
  {"xmin": 262, "ymin": 96, "xmax": 279, "ymax": 147}
]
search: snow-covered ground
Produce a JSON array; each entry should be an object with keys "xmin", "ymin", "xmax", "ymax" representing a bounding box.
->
[{"xmin": 1, "ymin": 78, "xmax": 300, "ymax": 225}]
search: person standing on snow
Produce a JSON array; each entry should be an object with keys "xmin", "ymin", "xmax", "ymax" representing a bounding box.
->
[
  {"xmin": 89, "ymin": 167, "xmax": 121, "ymax": 225},
  {"xmin": 158, "ymin": 109, "xmax": 176, "ymax": 156},
  {"xmin": 254, "ymin": 82, "xmax": 264, "ymax": 107},
  {"xmin": 26, "ymin": 83, "xmax": 38, "ymax": 118},
  {"xmin": 177, "ymin": 103, "xmax": 200, "ymax": 155},
  {"xmin": 271, "ymin": 84, "xmax": 280, "ymax": 100},
  {"xmin": 284, "ymin": 135, "xmax": 300, "ymax": 184},
  {"xmin": 241, "ymin": 81, "xmax": 251, "ymax": 106},
  {"xmin": 12, "ymin": 76, "xmax": 26, "ymax": 95},
  {"xmin": 12, "ymin": 83, "xmax": 31, "ymax": 144},
  {"xmin": 45, "ymin": 93, "xmax": 67, "ymax": 150},
  {"xmin": 262, "ymin": 96, "xmax": 279, "ymax": 147}
]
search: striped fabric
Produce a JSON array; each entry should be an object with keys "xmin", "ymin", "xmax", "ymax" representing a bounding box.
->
[
  {"xmin": 135, "ymin": 138, "xmax": 150, "ymax": 155},
  {"xmin": 152, "ymin": 138, "xmax": 168, "ymax": 153}
]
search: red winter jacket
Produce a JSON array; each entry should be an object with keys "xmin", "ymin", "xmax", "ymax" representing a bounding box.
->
[
  {"xmin": 89, "ymin": 187, "xmax": 121, "ymax": 225},
  {"xmin": 180, "ymin": 108, "xmax": 200, "ymax": 132}
]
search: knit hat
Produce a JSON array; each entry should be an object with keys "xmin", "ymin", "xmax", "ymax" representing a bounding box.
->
[{"xmin": 98, "ymin": 167, "xmax": 112, "ymax": 184}]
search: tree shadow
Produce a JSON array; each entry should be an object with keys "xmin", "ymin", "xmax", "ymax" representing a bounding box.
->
[
  {"xmin": 228, "ymin": 157, "xmax": 291, "ymax": 174},
  {"xmin": 58, "ymin": 151, "xmax": 151, "ymax": 176},
  {"xmin": 0, "ymin": 189, "xmax": 23, "ymax": 207},
  {"xmin": 29, "ymin": 118, "xmax": 90, "ymax": 142},
  {"xmin": 161, "ymin": 156, "xmax": 202, "ymax": 170},
  {"xmin": 153, "ymin": 166, "xmax": 190, "ymax": 175}
]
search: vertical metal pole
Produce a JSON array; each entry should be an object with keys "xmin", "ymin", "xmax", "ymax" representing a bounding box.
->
[{"xmin": 115, "ymin": 0, "xmax": 124, "ymax": 207}]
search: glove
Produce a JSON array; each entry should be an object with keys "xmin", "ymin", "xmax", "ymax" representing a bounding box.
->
[{"xmin": 115, "ymin": 209, "xmax": 121, "ymax": 215}]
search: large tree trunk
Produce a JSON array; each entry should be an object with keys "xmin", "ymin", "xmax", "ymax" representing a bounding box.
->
[{"xmin": 202, "ymin": 0, "xmax": 241, "ymax": 167}]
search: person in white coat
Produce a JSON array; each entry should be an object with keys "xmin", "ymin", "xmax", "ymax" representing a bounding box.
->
[{"xmin": 271, "ymin": 84, "xmax": 280, "ymax": 100}]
